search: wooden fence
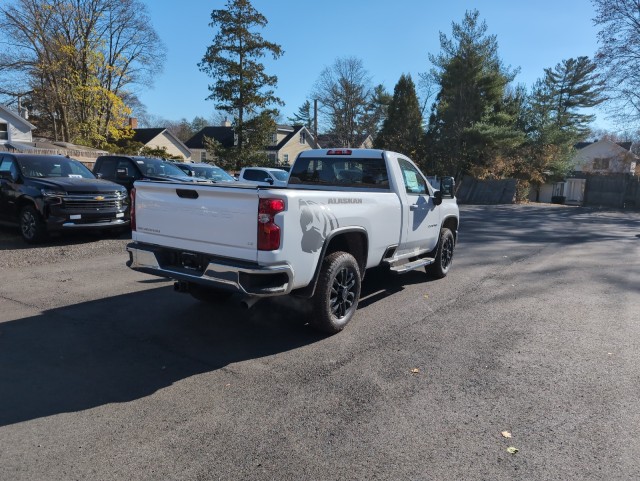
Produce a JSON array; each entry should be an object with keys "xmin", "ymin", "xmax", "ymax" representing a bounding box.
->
[{"xmin": 584, "ymin": 173, "xmax": 640, "ymax": 210}]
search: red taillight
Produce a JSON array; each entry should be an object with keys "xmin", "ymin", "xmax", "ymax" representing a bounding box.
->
[
  {"xmin": 258, "ymin": 198, "xmax": 285, "ymax": 251},
  {"xmin": 130, "ymin": 187, "xmax": 136, "ymax": 231},
  {"xmin": 327, "ymin": 149, "xmax": 352, "ymax": 155}
]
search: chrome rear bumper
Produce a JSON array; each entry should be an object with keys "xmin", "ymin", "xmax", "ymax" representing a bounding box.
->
[{"xmin": 126, "ymin": 243, "xmax": 293, "ymax": 297}]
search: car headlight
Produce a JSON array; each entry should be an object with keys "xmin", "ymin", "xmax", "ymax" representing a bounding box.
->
[{"xmin": 41, "ymin": 188, "xmax": 66, "ymax": 203}]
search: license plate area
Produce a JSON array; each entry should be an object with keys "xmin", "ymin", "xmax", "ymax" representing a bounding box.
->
[{"xmin": 180, "ymin": 252, "xmax": 206, "ymax": 272}]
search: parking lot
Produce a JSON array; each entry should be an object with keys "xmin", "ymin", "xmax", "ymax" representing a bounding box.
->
[{"xmin": 1, "ymin": 204, "xmax": 639, "ymax": 480}]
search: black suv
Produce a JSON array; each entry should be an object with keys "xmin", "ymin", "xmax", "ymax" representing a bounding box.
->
[
  {"xmin": 93, "ymin": 155, "xmax": 198, "ymax": 193},
  {"xmin": 0, "ymin": 153, "xmax": 129, "ymax": 243}
]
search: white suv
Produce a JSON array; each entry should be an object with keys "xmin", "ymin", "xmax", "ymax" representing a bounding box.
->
[{"xmin": 238, "ymin": 167, "xmax": 289, "ymax": 187}]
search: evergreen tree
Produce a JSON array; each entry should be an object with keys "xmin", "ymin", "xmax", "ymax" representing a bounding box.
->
[
  {"xmin": 540, "ymin": 57, "xmax": 606, "ymax": 138},
  {"xmin": 374, "ymin": 74, "xmax": 424, "ymax": 160},
  {"xmin": 521, "ymin": 57, "xmax": 606, "ymax": 182},
  {"xmin": 288, "ymin": 100, "xmax": 313, "ymax": 129},
  {"xmin": 198, "ymin": 0, "xmax": 283, "ymax": 170},
  {"xmin": 362, "ymin": 84, "xmax": 392, "ymax": 141},
  {"xmin": 425, "ymin": 10, "xmax": 517, "ymax": 179}
]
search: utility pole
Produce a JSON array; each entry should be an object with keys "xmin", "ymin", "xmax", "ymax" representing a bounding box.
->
[{"xmin": 313, "ymin": 99, "xmax": 318, "ymax": 145}]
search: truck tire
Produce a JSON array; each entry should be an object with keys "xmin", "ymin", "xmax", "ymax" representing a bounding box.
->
[
  {"xmin": 19, "ymin": 205, "xmax": 47, "ymax": 244},
  {"xmin": 426, "ymin": 227, "xmax": 455, "ymax": 279},
  {"xmin": 188, "ymin": 283, "xmax": 232, "ymax": 303},
  {"xmin": 312, "ymin": 251, "xmax": 361, "ymax": 334}
]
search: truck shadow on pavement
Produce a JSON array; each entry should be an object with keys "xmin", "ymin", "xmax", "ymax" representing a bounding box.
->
[
  {"xmin": 0, "ymin": 286, "xmax": 321, "ymax": 426},
  {"xmin": 0, "ymin": 268, "xmax": 417, "ymax": 427}
]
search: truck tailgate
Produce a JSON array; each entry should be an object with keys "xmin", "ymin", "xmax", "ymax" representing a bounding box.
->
[{"xmin": 133, "ymin": 181, "xmax": 259, "ymax": 262}]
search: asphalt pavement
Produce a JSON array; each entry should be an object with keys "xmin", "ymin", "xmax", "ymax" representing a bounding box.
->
[{"xmin": 0, "ymin": 204, "xmax": 639, "ymax": 480}]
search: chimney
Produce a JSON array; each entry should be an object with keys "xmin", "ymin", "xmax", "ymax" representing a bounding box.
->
[
  {"xmin": 17, "ymin": 96, "xmax": 29, "ymax": 119},
  {"xmin": 222, "ymin": 118, "xmax": 231, "ymax": 127},
  {"xmin": 128, "ymin": 117, "xmax": 138, "ymax": 129}
]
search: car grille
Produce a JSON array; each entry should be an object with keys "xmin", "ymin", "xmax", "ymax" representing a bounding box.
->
[{"xmin": 63, "ymin": 192, "xmax": 125, "ymax": 211}]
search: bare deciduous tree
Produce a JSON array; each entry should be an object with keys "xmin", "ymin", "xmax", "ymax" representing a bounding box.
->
[
  {"xmin": 0, "ymin": 0, "xmax": 165, "ymax": 145},
  {"xmin": 593, "ymin": 0, "xmax": 640, "ymax": 126},
  {"xmin": 312, "ymin": 57, "xmax": 374, "ymax": 148}
]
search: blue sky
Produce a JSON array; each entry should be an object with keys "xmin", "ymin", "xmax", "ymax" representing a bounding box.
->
[{"xmin": 138, "ymin": 0, "xmax": 614, "ymax": 131}]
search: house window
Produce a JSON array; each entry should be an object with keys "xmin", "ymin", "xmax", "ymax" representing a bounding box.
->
[
  {"xmin": 300, "ymin": 132, "xmax": 306, "ymax": 144},
  {"xmin": 201, "ymin": 151, "xmax": 207, "ymax": 161},
  {"xmin": 283, "ymin": 154, "xmax": 289, "ymax": 165},
  {"xmin": 0, "ymin": 123, "xmax": 8, "ymax": 141},
  {"xmin": 271, "ymin": 133, "xmax": 278, "ymax": 144},
  {"xmin": 593, "ymin": 158, "xmax": 609, "ymax": 170}
]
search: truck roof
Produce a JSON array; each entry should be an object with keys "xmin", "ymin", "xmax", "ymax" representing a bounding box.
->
[{"xmin": 298, "ymin": 149, "xmax": 387, "ymax": 159}]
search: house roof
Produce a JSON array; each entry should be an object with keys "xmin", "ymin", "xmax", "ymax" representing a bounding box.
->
[
  {"xmin": 266, "ymin": 125, "xmax": 308, "ymax": 151},
  {"xmin": 185, "ymin": 126, "xmax": 235, "ymax": 149},
  {"xmin": 0, "ymin": 104, "xmax": 37, "ymax": 131},
  {"xmin": 575, "ymin": 140, "xmax": 633, "ymax": 152},
  {"xmin": 132, "ymin": 128, "xmax": 166, "ymax": 144}
]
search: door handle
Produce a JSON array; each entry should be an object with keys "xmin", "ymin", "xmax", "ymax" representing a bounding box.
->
[{"xmin": 410, "ymin": 204, "xmax": 419, "ymax": 211}]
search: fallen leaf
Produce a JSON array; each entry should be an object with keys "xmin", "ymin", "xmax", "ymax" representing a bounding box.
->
[
  {"xmin": 501, "ymin": 431, "xmax": 512, "ymax": 438},
  {"xmin": 424, "ymin": 294, "xmax": 429, "ymax": 299},
  {"xmin": 410, "ymin": 368, "xmax": 420, "ymax": 374},
  {"xmin": 506, "ymin": 447, "xmax": 518, "ymax": 454}
]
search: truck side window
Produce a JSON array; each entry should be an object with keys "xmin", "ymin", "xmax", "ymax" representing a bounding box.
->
[
  {"xmin": 244, "ymin": 169, "xmax": 269, "ymax": 181},
  {"xmin": 398, "ymin": 159, "xmax": 427, "ymax": 195},
  {"xmin": 96, "ymin": 158, "xmax": 117, "ymax": 179},
  {"xmin": 0, "ymin": 157, "xmax": 19, "ymax": 181}
]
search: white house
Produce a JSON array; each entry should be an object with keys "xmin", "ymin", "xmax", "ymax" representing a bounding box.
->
[
  {"xmin": 0, "ymin": 104, "xmax": 36, "ymax": 146},
  {"xmin": 572, "ymin": 139, "xmax": 637, "ymax": 175},
  {"xmin": 530, "ymin": 140, "xmax": 638, "ymax": 205}
]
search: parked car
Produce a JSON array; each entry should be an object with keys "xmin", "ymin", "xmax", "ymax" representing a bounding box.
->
[
  {"xmin": 0, "ymin": 153, "xmax": 129, "ymax": 243},
  {"xmin": 93, "ymin": 155, "xmax": 200, "ymax": 193},
  {"xmin": 170, "ymin": 162, "xmax": 236, "ymax": 183},
  {"xmin": 238, "ymin": 167, "xmax": 289, "ymax": 187}
]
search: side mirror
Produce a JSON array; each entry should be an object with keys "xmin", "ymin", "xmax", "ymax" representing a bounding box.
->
[
  {"xmin": 265, "ymin": 177, "xmax": 274, "ymax": 185},
  {"xmin": 116, "ymin": 168, "xmax": 129, "ymax": 180},
  {"xmin": 433, "ymin": 190, "xmax": 443, "ymax": 206},
  {"xmin": 440, "ymin": 176, "xmax": 455, "ymax": 198},
  {"xmin": 95, "ymin": 172, "xmax": 103, "ymax": 179},
  {"xmin": 0, "ymin": 170, "xmax": 17, "ymax": 182}
]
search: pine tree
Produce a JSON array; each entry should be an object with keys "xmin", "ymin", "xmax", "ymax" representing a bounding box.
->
[
  {"xmin": 540, "ymin": 57, "xmax": 606, "ymax": 138},
  {"xmin": 374, "ymin": 74, "xmax": 424, "ymax": 160},
  {"xmin": 522, "ymin": 57, "xmax": 607, "ymax": 181},
  {"xmin": 198, "ymin": 0, "xmax": 283, "ymax": 170},
  {"xmin": 425, "ymin": 10, "xmax": 517, "ymax": 178},
  {"xmin": 362, "ymin": 84, "xmax": 392, "ymax": 141},
  {"xmin": 288, "ymin": 100, "xmax": 313, "ymax": 129}
]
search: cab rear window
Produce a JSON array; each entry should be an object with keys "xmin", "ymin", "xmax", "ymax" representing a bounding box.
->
[{"xmin": 288, "ymin": 158, "xmax": 389, "ymax": 189}]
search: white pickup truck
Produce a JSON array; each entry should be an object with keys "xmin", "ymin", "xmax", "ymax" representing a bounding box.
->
[{"xmin": 126, "ymin": 149, "xmax": 459, "ymax": 333}]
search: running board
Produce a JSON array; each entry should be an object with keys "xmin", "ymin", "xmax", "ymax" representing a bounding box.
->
[{"xmin": 387, "ymin": 257, "xmax": 435, "ymax": 274}]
